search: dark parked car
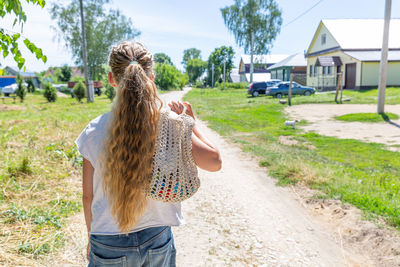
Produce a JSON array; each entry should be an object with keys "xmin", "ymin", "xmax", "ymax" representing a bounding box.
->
[
  {"xmin": 266, "ymin": 82, "xmax": 315, "ymax": 98},
  {"xmin": 247, "ymin": 79, "xmax": 281, "ymax": 97}
]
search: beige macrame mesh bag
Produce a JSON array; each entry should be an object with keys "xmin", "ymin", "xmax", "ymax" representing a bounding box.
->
[{"xmin": 146, "ymin": 110, "xmax": 200, "ymax": 203}]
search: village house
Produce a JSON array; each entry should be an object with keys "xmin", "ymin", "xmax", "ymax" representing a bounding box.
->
[
  {"xmin": 267, "ymin": 53, "xmax": 307, "ymax": 85},
  {"xmin": 306, "ymin": 19, "xmax": 400, "ymax": 90},
  {"xmin": 239, "ymin": 54, "xmax": 288, "ymax": 82},
  {"xmin": 0, "ymin": 66, "xmax": 39, "ymax": 88}
]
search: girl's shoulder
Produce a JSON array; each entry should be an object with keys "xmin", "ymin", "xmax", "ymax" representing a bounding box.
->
[{"xmin": 85, "ymin": 112, "xmax": 112, "ymax": 136}]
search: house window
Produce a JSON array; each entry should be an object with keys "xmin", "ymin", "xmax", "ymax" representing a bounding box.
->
[
  {"xmin": 328, "ymin": 66, "xmax": 332, "ymax": 75},
  {"xmin": 314, "ymin": 65, "xmax": 318, "ymax": 76},
  {"xmin": 309, "ymin": 65, "xmax": 313, "ymax": 77},
  {"xmin": 321, "ymin": 34, "xmax": 326, "ymax": 45},
  {"xmin": 323, "ymin": 66, "xmax": 327, "ymax": 75}
]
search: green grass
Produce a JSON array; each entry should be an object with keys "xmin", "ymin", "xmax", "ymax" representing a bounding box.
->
[
  {"xmin": 335, "ymin": 112, "xmax": 399, "ymax": 122},
  {"xmin": 281, "ymin": 87, "xmax": 400, "ymax": 105},
  {"xmin": 0, "ymin": 93, "xmax": 111, "ymax": 261},
  {"xmin": 184, "ymin": 88, "xmax": 400, "ymax": 229}
]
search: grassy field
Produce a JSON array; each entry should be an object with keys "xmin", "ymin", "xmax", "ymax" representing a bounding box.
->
[
  {"xmin": 0, "ymin": 92, "xmax": 111, "ymax": 263},
  {"xmin": 335, "ymin": 112, "xmax": 399, "ymax": 122},
  {"xmin": 184, "ymin": 87, "xmax": 400, "ymax": 229}
]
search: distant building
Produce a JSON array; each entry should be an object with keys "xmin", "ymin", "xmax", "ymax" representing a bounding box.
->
[
  {"xmin": 306, "ymin": 19, "xmax": 400, "ymax": 90},
  {"xmin": 239, "ymin": 54, "xmax": 288, "ymax": 82},
  {"xmin": 230, "ymin": 68, "xmax": 241, "ymax": 83},
  {"xmin": 267, "ymin": 53, "xmax": 307, "ymax": 84},
  {"xmin": 0, "ymin": 66, "xmax": 39, "ymax": 88}
]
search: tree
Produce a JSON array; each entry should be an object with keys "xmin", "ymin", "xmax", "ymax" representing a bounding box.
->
[
  {"xmin": 154, "ymin": 53, "xmax": 173, "ymax": 65},
  {"xmin": 0, "ymin": 0, "xmax": 47, "ymax": 69},
  {"xmin": 206, "ymin": 46, "xmax": 235, "ymax": 86},
  {"xmin": 50, "ymin": 0, "xmax": 140, "ymax": 81},
  {"xmin": 60, "ymin": 65, "xmax": 72, "ymax": 82},
  {"xmin": 73, "ymin": 81, "xmax": 86, "ymax": 102},
  {"xmin": 186, "ymin": 58, "xmax": 206, "ymax": 83},
  {"xmin": 43, "ymin": 83, "xmax": 58, "ymax": 102},
  {"xmin": 154, "ymin": 63, "xmax": 186, "ymax": 91},
  {"xmin": 221, "ymin": 0, "xmax": 282, "ymax": 83},
  {"xmin": 15, "ymin": 74, "xmax": 26, "ymax": 102},
  {"xmin": 182, "ymin": 48, "xmax": 201, "ymax": 68},
  {"xmin": 104, "ymin": 83, "xmax": 116, "ymax": 101},
  {"xmin": 26, "ymin": 78, "xmax": 35, "ymax": 92}
]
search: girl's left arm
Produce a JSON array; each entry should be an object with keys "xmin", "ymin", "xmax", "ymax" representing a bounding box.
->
[{"xmin": 82, "ymin": 158, "xmax": 94, "ymax": 259}]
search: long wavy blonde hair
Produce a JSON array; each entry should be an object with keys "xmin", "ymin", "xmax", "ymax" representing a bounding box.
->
[{"xmin": 102, "ymin": 42, "xmax": 161, "ymax": 233}]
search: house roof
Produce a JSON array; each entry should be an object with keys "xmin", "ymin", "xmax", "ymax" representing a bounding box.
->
[
  {"xmin": 344, "ymin": 50, "xmax": 400, "ymax": 61},
  {"xmin": 5, "ymin": 66, "xmax": 37, "ymax": 77},
  {"xmin": 316, "ymin": 56, "xmax": 342, "ymax": 66},
  {"xmin": 240, "ymin": 54, "xmax": 289, "ymax": 65},
  {"xmin": 322, "ymin": 19, "xmax": 400, "ymax": 50},
  {"xmin": 267, "ymin": 53, "xmax": 307, "ymax": 70}
]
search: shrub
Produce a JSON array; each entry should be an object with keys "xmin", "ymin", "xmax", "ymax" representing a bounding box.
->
[
  {"xmin": 104, "ymin": 83, "xmax": 116, "ymax": 101},
  {"xmin": 154, "ymin": 63, "xmax": 187, "ymax": 91},
  {"xmin": 15, "ymin": 74, "xmax": 26, "ymax": 102},
  {"xmin": 218, "ymin": 82, "xmax": 249, "ymax": 89},
  {"xmin": 73, "ymin": 81, "xmax": 86, "ymax": 102},
  {"xmin": 26, "ymin": 78, "xmax": 36, "ymax": 93},
  {"xmin": 43, "ymin": 83, "xmax": 58, "ymax": 102}
]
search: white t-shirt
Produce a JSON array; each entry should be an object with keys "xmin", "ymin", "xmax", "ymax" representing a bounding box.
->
[{"xmin": 75, "ymin": 112, "xmax": 184, "ymax": 235}]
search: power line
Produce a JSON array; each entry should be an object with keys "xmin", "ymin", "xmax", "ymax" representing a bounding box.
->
[{"xmin": 282, "ymin": 0, "xmax": 325, "ymax": 28}]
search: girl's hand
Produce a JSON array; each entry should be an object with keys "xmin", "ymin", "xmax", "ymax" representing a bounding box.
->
[
  {"xmin": 168, "ymin": 101, "xmax": 195, "ymax": 120},
  {"xmin": 183, "ymin": 102, "xmax": 195, "ymax": 120},
  {"xmin": 168, "ymin": 101, "xmax": 185, "ymax": 115}
]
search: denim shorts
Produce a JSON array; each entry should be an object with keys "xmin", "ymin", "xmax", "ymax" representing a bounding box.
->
[{"xmin": 88, "ymin": 226, "xmax": 176, "ymax": 267}]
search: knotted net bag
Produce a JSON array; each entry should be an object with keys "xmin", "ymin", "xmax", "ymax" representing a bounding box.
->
[{"xmin": 146, "ymin": 110, "xmax": 199, "ymax": 202}]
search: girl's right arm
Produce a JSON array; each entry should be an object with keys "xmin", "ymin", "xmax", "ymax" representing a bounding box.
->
[{"xmin": 169, "ymin": 101, "xmax": 222, "ymax": 172}]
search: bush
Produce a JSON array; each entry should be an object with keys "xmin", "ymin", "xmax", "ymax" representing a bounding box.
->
[
  {"xmin": 104, "ymin": 83, "xmax": 116, "ymax": 101},
  {"xmin": 73, "ymin": 81, "xmax": 86, "ymax": 102},
  {"xmin": 26, "ymin": 78, "xmax": 36, "ymax": 93},
  {"xmin": 154, "ymin": 63, "xmax": 187, "ymax": 91},
  {"xmin": 15, "ymin": 74, "xmax": 26, "ymax": 102},
  {"xmin": 43, "ymin": 83, "xmax": 58, "ymax": 102},
  {"xmin": 217, "ymin": 82, "xmax": 249, "ymax": 89}
]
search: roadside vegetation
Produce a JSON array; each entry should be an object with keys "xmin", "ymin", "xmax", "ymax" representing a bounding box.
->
[
  {"xmin": 0, "ymin": 93, "xmax": 110, "ymax": 264},
  {"xmin": 335, "ymin": 112, "xmax": 399, "ymax": 123},
  {"xmin": 184, "ymin": 87, "xmax": 400, "ymax": 229}
]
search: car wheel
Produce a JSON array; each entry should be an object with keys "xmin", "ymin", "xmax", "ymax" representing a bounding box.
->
[
  {"xmin": 304, "ymin": 90, "xmax": 311, "ymax": 96},
  {"xmin": 276, "ymin": 93, "xmax": 282, "ymax": 99},
  {"xmin": 252, "ymin": 91, "xmax": 259, "ymax": 97}
]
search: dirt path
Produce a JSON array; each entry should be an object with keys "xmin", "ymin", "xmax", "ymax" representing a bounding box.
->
[
  {"xmin": 45, "ymin": 89, "xmax": 399, "ymax": 266},
  {"xmin": 285, "ymin": 104, "xmax": 400, "ymax": 150}
]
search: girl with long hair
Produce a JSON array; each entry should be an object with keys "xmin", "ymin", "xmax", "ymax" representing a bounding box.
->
[{"xmin": 75, "ymin": 41, "xmax": 221, "ymax": 266}]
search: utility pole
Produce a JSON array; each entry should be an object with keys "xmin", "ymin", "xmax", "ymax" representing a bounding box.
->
[
  {"xmin": 250, "ymin": 31, "xmax": 254, "ymax": 83},
  {"xmin": 377, "ymin": 0, "xmax": 391, "ymax": 114},
  {"xmin": 79, "ymin": 0, "xmax": 94, "ymax": 103},
  {"xmin": 223, "ymin": 56, "xmax": 226, "ymax": 90},
  {"xmin": 211, "ymin": 63, "xmax": 215, "ymax": 88}
]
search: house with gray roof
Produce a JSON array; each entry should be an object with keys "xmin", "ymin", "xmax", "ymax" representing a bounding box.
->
[{"xmin": 267, "ymin": 53, "xmax": 307, "ymax": 84}]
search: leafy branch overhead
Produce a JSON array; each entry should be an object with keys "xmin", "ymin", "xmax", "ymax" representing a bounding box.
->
[{"xmin": 0, "ymin": 0, "xmax": 47, "ymax": 69}]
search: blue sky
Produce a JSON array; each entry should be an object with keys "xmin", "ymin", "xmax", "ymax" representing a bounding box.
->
[{"xmin": 1, "ymin": 0, "xmax": 400, "ymax": 72}]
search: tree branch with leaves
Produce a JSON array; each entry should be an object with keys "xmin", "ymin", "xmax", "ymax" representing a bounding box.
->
[{"xmin": 0, "ymin": 0, "xmax": 47, "ymax": 70}]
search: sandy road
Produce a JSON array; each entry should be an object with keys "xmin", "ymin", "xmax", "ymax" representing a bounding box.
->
[{"xmin": 46, "ymin": 88, "xmax": 368, "ymax": 266}]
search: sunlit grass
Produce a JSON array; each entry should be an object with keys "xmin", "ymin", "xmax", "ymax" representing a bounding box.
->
[
  {"xmin": 335, "ymin": 112, "xmax": 399, "ymax": 122},
  {"xmin": 0, "ymin": 93, "xmax": 111, "ymax": 263},
  {"xmin": 184, "ymin": 88, "xmax": 400, "ymax": 229}
]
